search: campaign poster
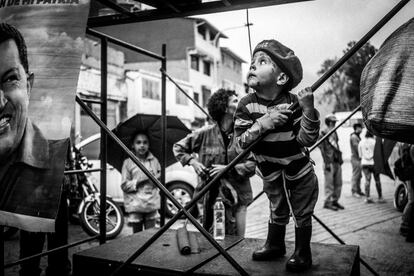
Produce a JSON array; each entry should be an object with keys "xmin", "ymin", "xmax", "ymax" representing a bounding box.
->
[{"xmin": 0, "ymin": 0, "xmax": 90, "ymax": 232}]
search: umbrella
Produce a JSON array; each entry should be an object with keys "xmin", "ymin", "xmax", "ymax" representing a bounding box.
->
[{"xmin": 106, "ymin": 114, "xmax": 190, "ymax": 172}]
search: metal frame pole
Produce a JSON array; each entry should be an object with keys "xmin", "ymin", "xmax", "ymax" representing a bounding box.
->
[
  {"xmin": 99, "ymin": 37, "xmax": 108, "ymax": 244},
  {"xmin": 160, "ymin": 44, "xmax": 167, "ymax": 227}
]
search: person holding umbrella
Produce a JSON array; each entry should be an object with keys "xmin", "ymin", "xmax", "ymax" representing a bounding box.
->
[
  {"xmin": 121, "ymin": 132, "xmax": 161, "ymax": 233},
  {"xmin": 173, "ymin": 88, "xmax": 256, "ymax": 237},
  {"xmin": 106, "ymin": 114, "xmax": 190, "ymax": 232}
]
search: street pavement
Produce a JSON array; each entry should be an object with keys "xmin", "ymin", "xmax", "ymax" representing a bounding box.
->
[{"xmin": 3, "ymin": 151, "xmax": 414, "ymax": 275}]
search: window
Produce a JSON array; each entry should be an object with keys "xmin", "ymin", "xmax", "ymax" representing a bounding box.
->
[
  {"xmin": 193, "ymin": 92, "xmax": 199, "ymax": 104},
  {"xmin": 176, "ymin": 87, "xmax": 189, "ymax": 105},
  {"xmin": 202, "ymin": 86, "xmax": 211, "ymax": 107},
  {"xmin": 191, "ymin": 55, "xmax": 199, "ymax": 71},
  {"xmin": 142, "ymin": 78, "xmax": 160, "ymax": 100},
  {"xmin": 203, "ymin": 60, "xmax": 211, "ymax": 76},
  {"xmin": 198, "ymin": 26, "xmax": 206, "ymax": 40}
]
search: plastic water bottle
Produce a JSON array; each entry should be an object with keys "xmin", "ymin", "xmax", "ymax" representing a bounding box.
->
[{"xmin": 213, "ymin": 196, "xmax": 225, "ymax": 240}]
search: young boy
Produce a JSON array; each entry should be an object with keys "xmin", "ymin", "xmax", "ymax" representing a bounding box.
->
[{"xmin": 234, "ymin": 39, "xmax": 320, "ymax": 271}]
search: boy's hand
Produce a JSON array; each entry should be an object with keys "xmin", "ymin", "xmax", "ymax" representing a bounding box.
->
[
  {"xmin": 189, "ymin": 158, "xmax": 208, "ymax": 178},
  {"xmin": 268, "ymin": 109, "xmax": 293, "ymax": 127},
  {"xmin": 298, "ymin": 87, "xmax": 314, "ymax": 112},
  {"xmin": 209, "ymin": 164, "xmax": 226, "ymax": 177},
  {"xmin": 257, "ymin": 109, "xmax": 292, "ymax": 131}
]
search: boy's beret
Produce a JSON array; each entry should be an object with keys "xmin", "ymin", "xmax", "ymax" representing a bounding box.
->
[{"xmin": 253, "ymin": 39, "xmax": 303, "ymax": 89}]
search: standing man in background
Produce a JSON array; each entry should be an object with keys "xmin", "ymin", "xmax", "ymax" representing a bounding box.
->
[
  {"xmin": 319, "ymin": 114, "xmax": 344, "ymax": 211},
  {"xmin": 350, "ymin": 123, "xmax": 364, "ymax": 198}
]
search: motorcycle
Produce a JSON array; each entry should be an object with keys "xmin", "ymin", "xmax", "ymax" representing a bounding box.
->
[{"xmin": 68, "ymin": 146, "xmax": 124, "ymax": 239}]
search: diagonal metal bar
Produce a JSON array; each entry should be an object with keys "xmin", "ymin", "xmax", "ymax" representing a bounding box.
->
[
  {"xmin": 160, "ymin": 69, "xmax": 213, "ymax": 121},
  {"xmin": 4, "ymin": 235, "xmax": 99, "ymax": 268},
  {"xmin": 76, "ymin": 96, "xmax": 248, "ymax": 276}
]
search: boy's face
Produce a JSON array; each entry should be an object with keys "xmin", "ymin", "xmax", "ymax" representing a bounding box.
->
[{"xmin": 247, "ymin": 51, "xmax": 281, "ymax": 90}]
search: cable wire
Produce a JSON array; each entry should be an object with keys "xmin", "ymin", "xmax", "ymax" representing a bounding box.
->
[{"xmin": 246, "ymin": 9, "xmax": 253, "ymax": 59}]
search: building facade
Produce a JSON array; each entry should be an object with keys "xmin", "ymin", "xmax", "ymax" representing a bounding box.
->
[
  {"xmin": 94, "ymin": 17, "xmax": 245, "ymax": 122},
  {"xmin": 75, "ymin": 38, "xmax": 196, "ymax": 143}
]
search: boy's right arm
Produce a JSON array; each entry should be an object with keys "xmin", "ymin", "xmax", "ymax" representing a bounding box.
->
[{"xmin": 234, "ymin": 101, "xmax": 291, "ymax": 149}]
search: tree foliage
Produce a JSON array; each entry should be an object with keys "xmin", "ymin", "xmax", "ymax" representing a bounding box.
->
[{"xmin": 317, "ymin": 41, "xmax": 377, "ymax": 111}]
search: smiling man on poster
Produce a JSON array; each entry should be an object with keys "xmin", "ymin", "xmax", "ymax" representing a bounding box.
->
[{"xmin": 0, "ymin": 22, "xmax": 68, "ymax": 232}]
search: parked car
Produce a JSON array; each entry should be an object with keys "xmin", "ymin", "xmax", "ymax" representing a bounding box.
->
[{"xmin": 75, "ymin": 134, "xmax": 198, "ymax": 218}]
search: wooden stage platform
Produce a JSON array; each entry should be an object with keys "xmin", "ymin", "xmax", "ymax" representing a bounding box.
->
[{"xmin": 73, "ymin": 228, "xmax": 360, "ymax": 275}]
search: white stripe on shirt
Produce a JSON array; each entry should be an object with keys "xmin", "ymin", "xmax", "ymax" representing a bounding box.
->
[
  {"xmin": 255, "ymin": 152, "xmax": 306, "ymax": 165},
  {"xmin": 262, "ymin": 131, "xmax": 295, "ymax": 142},
  {"xmin": 245, "ymin": 102, "xmax": 268, "ymax": 114}
]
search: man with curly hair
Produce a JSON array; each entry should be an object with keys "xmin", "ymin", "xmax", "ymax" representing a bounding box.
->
[{"xmin": 173, "ymin": 88, "xmax": 256, "ymax": 236}]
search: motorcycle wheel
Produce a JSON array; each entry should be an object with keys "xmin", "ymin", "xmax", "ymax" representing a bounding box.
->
[
  {"xmin": 79, "ymin": 197, "xmax": 124, "ymax": 239},
  {"xmin": 3, "ymin": 226, "xmax": 18, "ymax": 239}
]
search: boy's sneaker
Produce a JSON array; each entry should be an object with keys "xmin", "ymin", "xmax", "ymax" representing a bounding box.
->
[
  {"xmin": 358, "ymin": 191, "xmax": 366, "ymax": 196},
  {"xmin": 352, "ymin": 192, "xmax": 361, "ymax": 198},
  {"xmin": 364, "ymin": 197, "xmax": 374, "ymax": 204},
  {"xmin": 377, "ymin": 197, "xmax": 386, "ymax": 203}
]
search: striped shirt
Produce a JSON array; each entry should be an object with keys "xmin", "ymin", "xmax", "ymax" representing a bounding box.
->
[{"xmin": 234, "ymin": 92, "xmax": 320, "ymax": 182}]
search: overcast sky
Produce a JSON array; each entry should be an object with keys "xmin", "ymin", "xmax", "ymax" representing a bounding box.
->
[{"xmin": 198, "ymin": 0, "xmax": 413, "ymax": 91}]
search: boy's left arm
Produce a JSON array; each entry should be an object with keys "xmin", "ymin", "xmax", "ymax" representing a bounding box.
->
[{"xmin": 295, "ymin": 87, "xmax": 320, "ymax": 147}]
